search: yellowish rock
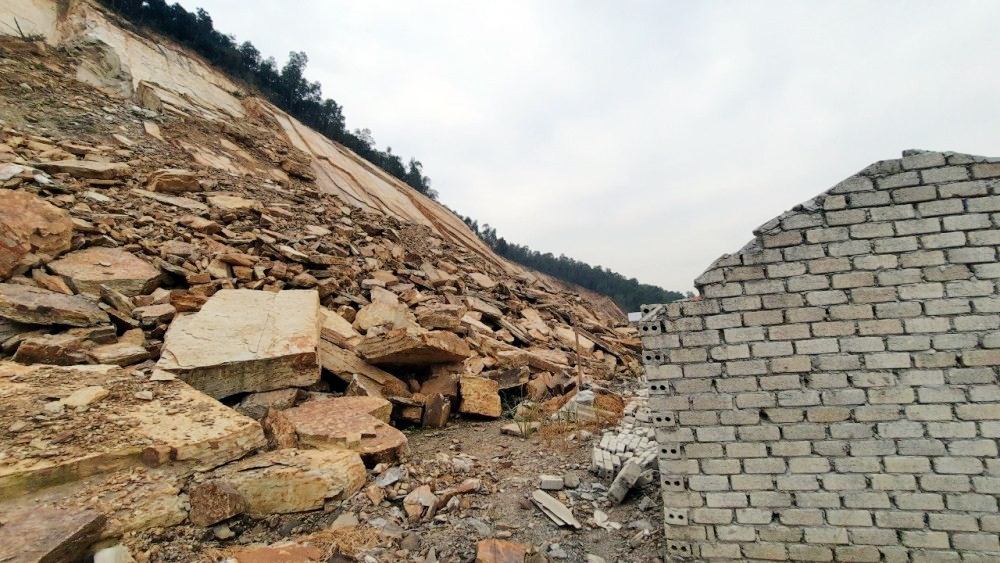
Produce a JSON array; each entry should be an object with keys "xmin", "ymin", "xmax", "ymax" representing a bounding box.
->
[
  {"xmin": 157, "ymin": 289, "xmax": 321, "ymax": 399},
  {"xmin": 459, "ymin": 375, "xmax": 502, "ymax": 418},
  {"xmin": 48, "ymin": 247, "xmax": 161, "ymax": 297},
  {"xmin": 207, "ymin": 449, "xmax": 366, "ymax": 516}
]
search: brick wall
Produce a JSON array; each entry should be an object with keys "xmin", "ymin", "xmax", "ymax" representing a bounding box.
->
[{"xmin": 642, "ymin": 151, "xmax": 1000, "ymax": 561}]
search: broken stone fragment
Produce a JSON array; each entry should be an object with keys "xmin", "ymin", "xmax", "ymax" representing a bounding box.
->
[
  {"xmin": 146, "ymin": 168, "xmax": 200, "ymax": 193},
  {"xmin": 33, "ymin": 159, "xmax": 130, "ymax": 179},
  {"xmin": 468, "ymin": 272, "xmax": 497, "ymax": 289},
  {"xmin": 0, "ymin": 283, "xmax": 110, "ymax": 326},
  {"xmin": 459, "ymin": 375, "xmax": 502, "ymax": 418},
  {"xmin": 475, "ymin": 539, "xmax": 533, "ymax": 563},
  {"xmin": 88, "ymin": 329, "xmax": 150, "ymax": 366},
  {"xmin": 62, "ymin": 385, "xmax": 109, "ymax": 408},
  {"xmin": 31, "ymin": 268, "xmax": 73, "ymax": 295},
  {"xmin": 0, "ymin": 507, "xmax": 105, "ymax": 563},
  {"xmin": 421, "ymin": 373, "xmax": 459, "ymax": 398},
  {"xmin": 484, "ymin": 366, "xmax": 530, "ymax": 390},
  {"xmin": 187, "ymin": 481, "xmax": 248, "ymax": 527},
  {"xmin": 284, "ymin": 396, "xmax": 407, "ymax": 465},
  {"xmin": 156, "ymin": 289, "xmax": 321, "ymax": 399},
  {"xmin": 236, "ymin": 388, "xmax": 304, "ymax": 420},
  {"xmin": 320, "ymin": 307, "xmax": 362, "ymax": 350},
  {"xmin": 357, "ymin": 328, "xmax": 472, "ymax": 366},
  {"xmin": 415, "ymin": 303, "xmax": 466, "ymax": 330},
  {"xmin": 553, "ymin": 325, "xmax": 596, "ymax": 354},
  {"xmin": 318, "ymin": 339, "xmax": 411, "ymax": 398},
  {"xmin": 280, "ymin": 158, "xmax": 316, "ymax": 181},
  {"xmin": 133, "ymin": 188, "xmax": 208, "ymax": 212},
  {"xmin": 132, "ymin": 303, "xmax": 176, "ymax": 327},
  {"xmin": 177, "ymin": 214, "xmax": 221, "ymax": 234},
  {"xmin": 422, "ymin": 393, "xmax": 451, "ymax": 428},
  {"xmin": 531, "ymin": 490, "xmax": 581, "ymax": 529},
  {"xmin": 208, "ymin": 194, "xmax": 258, "ymax": 214},
  {"xmin": 48, "ymin": 247, "xmax": 161, "ymax": 297},
  {"xmin": 0, "ymin": 189, "xmax": 74, "ymax": 280},
  {"xmin": 500, "ymin": 422, "xmax": 540, "ymax": 437},
  {"xmin": 403, "ymin": 484, "xmax": 438, "ymax": 523},
  {"xmin": 352, "ymin": 301, "xmax": 408, "ymax": 333},
  {"xmin": 206, "ymin": 449, "xmax": 366, "ymax": 516},
  {"xmin": 13, "ymin": 330, "xmax": 97, "ymax": 365},
  {"xmin": 260, "ymin": 407, "xmax": 299, "ymax": 450}
]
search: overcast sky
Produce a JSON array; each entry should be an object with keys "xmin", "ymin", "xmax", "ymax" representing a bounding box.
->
[{"xmin": 177, "ymin": 0, "xmax": 1000, "ymax": 293}]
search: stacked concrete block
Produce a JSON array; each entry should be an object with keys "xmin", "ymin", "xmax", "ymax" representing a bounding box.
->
[
  {"xmin": 641, "ymin": 151, "xmax": 1000, "ymax": 561},
  {"xmin": 591, "ymin": 397, "xmax": 658, "ymax": 480}
]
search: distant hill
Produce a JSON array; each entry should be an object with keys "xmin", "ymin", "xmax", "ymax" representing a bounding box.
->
[{"xmin": 461, "ymin": 218, "xmax": 685, "ymax": 312}]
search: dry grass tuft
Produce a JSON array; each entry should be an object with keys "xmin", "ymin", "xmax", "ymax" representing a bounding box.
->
[{"xmin": 305, "ymin": 524, "xmax": 384, "ymax": 558}]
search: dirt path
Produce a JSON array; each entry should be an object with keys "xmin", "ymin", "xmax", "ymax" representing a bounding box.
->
[{"xmin": 125, "ymin": 414, "xmax": 665, "ymax": 562}]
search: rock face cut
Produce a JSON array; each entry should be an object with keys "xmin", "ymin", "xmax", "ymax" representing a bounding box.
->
[
  {"xmin": 0, "ymin": 189, "xmax": 74, "ymax": 280},
  {"xmin": 204, "ymin": 449, "xmax": 366, "ymax": 516},
  {"xmin": 156, "ymin": 289, "xmax": 321, "ymax": 398},
  {"xmin": 0, "ymin": 362, "xmax": 265, "ymax": 498},
  {"xmin": 0, "ymin": 283, "xmax": 109, "ymax": 326},
  {"xmin": 48, "ymin": 247, "xmax": 161, "ymax": 296},
  {"xmin": 357, "ymin": 328, "xmax": 472, "ymax": 365},
  {"xmin": 284, "ymin": 396, "xmax": 408, "ymax": 464}
]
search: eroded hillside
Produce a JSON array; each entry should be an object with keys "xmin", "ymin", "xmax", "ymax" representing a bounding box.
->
[{"xmin": 0, "ymin": 3, "xmax": 667, "ymax": 561}]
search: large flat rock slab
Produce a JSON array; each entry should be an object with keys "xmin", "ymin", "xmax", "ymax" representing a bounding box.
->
[
  {"xmin": 204, "ymin": 449, "xmax": 366, "ymax": 516},
  {"xmin": 157, "ymin": 289, "xmax": 321, "ymax": 398},
  {"xmin": 0, "ymin": 466, "xmax": 189, "ymax": 540},
  {"xmin": 318, "ymin": 339, "xmax": 410, "ymax": 398},
  {"xmin": 356, "ymin": 328, "xmax": 472, "ymax": 366},
  {"xmin": 33, "ymin": 159, "xmax": 131, "ymax": 179},
  {"xmin": 0, "ymin": 507, "xmax": 105, "ymax": 563},
  {"xmin": 0, "ymin": 283, "xmax": 109, "ymax": 326},
  {"xmin": 0, "ymin": 189, "xmax": 74, "ymax": 280},
  {"xmin": 47, "ymin": 248, "xmax": 161, "ymax": 297},
  {"xmin": 284, "ymin": 396, "xmax": 407, "ymax": 465},
  {"xmin": 0, "ymin": 362, "xmax": 265, "ymax": 498}
]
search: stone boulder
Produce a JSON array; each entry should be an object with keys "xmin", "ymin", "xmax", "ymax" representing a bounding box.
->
[
  {"xmin": 0, "ymin": 189, "xmax": 74, "ymax": 280},
  {"xmin": 48, "ymin": 247, "xmax": 161, "ymax": 297},
  {"xmin": 157, "ymin": 289, "xmax": 321, "ymax": 398},
  {"xmin": 459, "ymin": 375, "xmax": 502, "ymax": 418},
  {"xmin": 284, "ymin": 396, "xmax": 407, "ymax": 465},
  {"xmin": 0, "ymin": 283, "xmax": 109, "ymax": 327},
  {"xmin": 204, "ymin": 449, "xmax": 366, "ymax": 516},
  {"xmin": 146, "ymin": 168, "xmax": 200, "ymax": 193}
]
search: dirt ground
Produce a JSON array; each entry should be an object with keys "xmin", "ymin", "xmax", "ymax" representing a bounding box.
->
[{"xmin": 124, "ymin": 405, "xmax": 666, "ymax": 562}]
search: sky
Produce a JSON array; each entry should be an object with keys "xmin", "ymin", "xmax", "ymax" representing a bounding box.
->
[{"xmin": 177, "ymin": 0, "xmax": 1000, "ymax": 293}]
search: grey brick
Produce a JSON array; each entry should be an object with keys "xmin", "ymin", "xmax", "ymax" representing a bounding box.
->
[
  {"xmin": 921, "ymin": 165, "xmax": 969, "ymax": 184},
  {"xmin": 901, "ymin": 152, "xmax": 946, "ymax": 170},
  {"xmin": 918, "ymin": 198, "xmax": 964, "ymax": 216}
]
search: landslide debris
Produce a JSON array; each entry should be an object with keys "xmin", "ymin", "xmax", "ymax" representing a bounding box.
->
[{"xmin": 0, "ymin": 35, "xmax": 658, "ymax": 562}]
